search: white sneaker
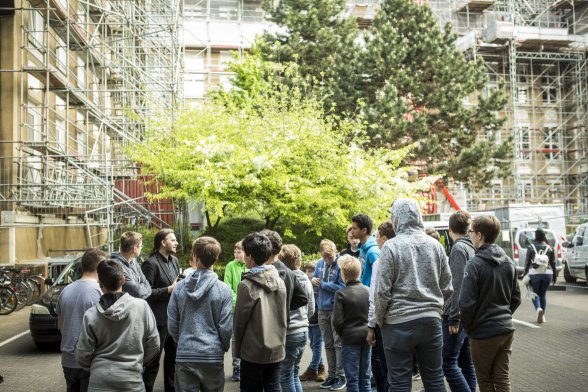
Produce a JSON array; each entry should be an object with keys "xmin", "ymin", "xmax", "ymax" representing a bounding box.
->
[
  {"xmin": 542, "ymin": 314, "xmax": 547, "ymax": 323},
  {"xmin": 537, "ymin": 308, "xmax": 544, "ymax": 324}
]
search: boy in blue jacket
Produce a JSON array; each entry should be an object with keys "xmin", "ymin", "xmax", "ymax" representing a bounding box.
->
[
  {"xmin": 311, "ymin": 239, "xmax": 346, "ymax": 390},
  {"xmin": 351, "ymin": 213, "xmax": 380, "ymax": 287},
  {"xmin": 167, "ymin": 236, "xmax": 233, "ymax": 392}
]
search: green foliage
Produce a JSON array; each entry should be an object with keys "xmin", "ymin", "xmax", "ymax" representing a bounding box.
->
[
  {"xmin": 249, "ymin": 0, "xmax": 512, "ymax": 190},
  {"xmin": 204, "ymin": 217, "xmax": 266, "ymax": 264},
  {"xmin": 130, "ymin": 83, "xmax": 428, "ymax": 245}
]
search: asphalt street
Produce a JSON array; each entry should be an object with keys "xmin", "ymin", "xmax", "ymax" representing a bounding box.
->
[{"xmin": 1, "ymin": 279, "xmax": 587, "ymax": 392}]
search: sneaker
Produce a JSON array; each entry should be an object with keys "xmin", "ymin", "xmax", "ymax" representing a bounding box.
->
[
  {"xmin": 412, "ymin": 372, "xmax": 421, "ymax": 381},
  {"xmin": 299, "ymin": 366, "xmax": 317, "ymax": 382},
  {"xmin": 330, "ymin": 377, "xmax": 347, "ymax": 391},
  {"xmin": 316, "ymin": 364, "xmax": 327, "ymax": 382},
  {"xmin": 231, "ymin": 366, "xmax": 240, "ymax": 382},
  {"xmin": 320, "ymin": 377, "xmax": 337, "ymax": 389},
  {"xmin": 542, "ymin": 314, "xmax": 547, "ymax": 323},
  {"xmin": 537, "ymin": 308, "xmax": 544, "ymax": 324}
]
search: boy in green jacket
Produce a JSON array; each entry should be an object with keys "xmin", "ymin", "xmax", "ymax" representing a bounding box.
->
[{"xmin": 223, "ymin": 240, "xmax": 248, "ymax": 381}]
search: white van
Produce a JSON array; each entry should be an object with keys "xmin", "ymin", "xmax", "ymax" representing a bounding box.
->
[
  {"xmin": 512, "ymin": 228, "xmax": 562, "ymax": 278},
  {"xmin": 562, "ymin": 223, "xmax": 588, "ymax": 283}
]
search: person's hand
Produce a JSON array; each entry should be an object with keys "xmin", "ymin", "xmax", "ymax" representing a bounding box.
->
[
  {"xmin": 448, "ymin": 325, "xmax": 459, "ymax": 335},
  {"xmin": 311, "ymin": 277, "xmax": 321, "ymax": 287},
  {"xmin": 168, "ymin": 278, "xmax": 178, "ymax": 294},
  {"xmin": 366, "ymin": 328, "xmax": 376, "ymax": 347}
]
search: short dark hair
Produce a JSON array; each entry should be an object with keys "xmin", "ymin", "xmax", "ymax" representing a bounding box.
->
[
  {"xmin": 472, "ymin": 215, "xmax": 501, "ymax": 244},
  {"xmin": 242, "ymin": 232, "xmax": 273, "ymax": 266},
  {"xmin": 259, "ymin": 229, "xmax": 283, "ymax": 256},
  {"xmin": 98, "ymin": 260, "xmax": 125, "ymax": 291},
  {"xmin": 192, "ymin": 236, "xmax": 222, "ymax": 268},
  {"xmin": 120, "ymin": 231, "xmax": 142, "ymax": 253},
  {"xmin": 352, "ymin": 213, "xmax": 373, "ymax": 235},
  {"xmin": 151, "ymin": 229, "xmax": 175, "ymax": 256},
  {"xmin": 81, "ymin": 248, "xmax": 108, "ymax": 273},
  {"xmin": 535, "ymin": 228, "xmax": 547, "ymax": 243},
  {"xmin": 449, "ymin": 211, "xmax": 471, "ymax": 235},
  {"xmin": 377, "ymin": 221, "xmax": 395, "ymax": 240}
]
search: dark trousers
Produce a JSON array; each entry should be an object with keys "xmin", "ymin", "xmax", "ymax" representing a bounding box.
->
[
  {"xmin": 470, "ymin": 332, "xmax": 514, "ymax": 392},
  {"xmin": 63, "ymin": 367, "xmax": 90, "ymax": 392},
  {"xmin": 175, "ymin": 362, "xmax": 224, "ymax": 392},
  {"xmin": 382, "ymin": 317, "xmax": 446, "ymax": 392},
  {"xmin": 144, "ymin": 325, "xmax": 177, "ymax": 392},
  {"xmin": 240, "ymin": 359, "xmax": 281, "ymax": 392},
  {"xmin": 442, "ymin": 318, "xmax": 476, "ymax": 392},
  {"xmin": 371, "ymin": 325, "xmax": 388, "ymax": 392}
]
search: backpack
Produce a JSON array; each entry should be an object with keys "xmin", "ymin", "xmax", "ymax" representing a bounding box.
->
[{"xmin": 530, "ymin": 244, "xmax": 550, "ymax": 273}]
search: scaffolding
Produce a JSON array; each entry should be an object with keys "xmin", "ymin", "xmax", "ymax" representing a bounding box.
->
[
  {"xmin": 425, "ymin": 0, "xmax": 588, "ymax": 222},
  {"xmin": 0, "ymin": 0, "xmax": 183, "ymax": 263}
]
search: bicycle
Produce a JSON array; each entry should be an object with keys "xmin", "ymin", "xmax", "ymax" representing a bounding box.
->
[{"xmin": 0, "ymin": 270, "xmax": 18, "ymax": 315}]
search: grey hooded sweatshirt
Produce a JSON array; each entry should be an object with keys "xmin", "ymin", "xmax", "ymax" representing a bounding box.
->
[
  {"xmin": 375, "ymin": 198, "xmax": 453, "ymax": 326},
  {"xmin": 75, "ymin": 292, "xmax": 160, "ymax": 392},
  {"xmin": 167, "ymin": 268, "xmax": 233, "ymax": 363},
  {"xmin": 234, "ymin": 265, "xmax": 287, "ymax": 364}
]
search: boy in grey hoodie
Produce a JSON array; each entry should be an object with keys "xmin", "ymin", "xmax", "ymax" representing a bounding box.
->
[
  {"xmin": 234, "ymin": 232, "xmax": 287, "ymax": 392},
  {"xmin": 374, "ymin": 198, "xmax": 453, "ymax": 391},
  {"xmin": 167, "ymin": 236, "xmax": 233, "ymax": 392},
  {"xmin": 75, "ymin": 260, "xmax": 160, "ymax": 392}
]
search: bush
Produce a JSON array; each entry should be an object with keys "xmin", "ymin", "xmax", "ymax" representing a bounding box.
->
[{"xmin": 203, "ymin": 217, "xmax": 266, "ymax": 264}]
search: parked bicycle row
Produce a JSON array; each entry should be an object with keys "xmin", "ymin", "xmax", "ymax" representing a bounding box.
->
[{"xmin": 0, "ymin": 267, "xmax": 46, "ymax": 315}]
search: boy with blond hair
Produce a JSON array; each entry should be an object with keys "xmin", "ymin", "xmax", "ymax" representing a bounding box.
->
[
  {"xmin": 333, "ymin": 255, "xmax": 371, "ymax": 392},
  {"xmin": 311, "ymin": 239, "xmax": 346, "ymax": 390}
]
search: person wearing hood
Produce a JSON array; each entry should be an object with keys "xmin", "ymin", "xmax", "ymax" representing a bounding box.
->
[
  {"xmin": 234, "ymin": 232, "xmax": 287, "ymax": 392},
  {"xmin": 351, "ymin": 213, "xmax": 380, "ymax": 287},
  {"xmin": 167, "ymin": 236, "xmax": 233, "ymax": 392},
  {"xmin": 75, "ymin": 259, "xmax": 160, "ymax": 392},
  {"xmin": 110, "ymin": 232, "xmax": 151, "ymax": 300},
  {"xmin": 459, "ymin": 215, "xmax": 521, "ymax": 392},
  {"xmin": 442, "ymin": 211, "xmax": 477, "ymax": 392},
  {"xmin": 374, "ymin": 198, "xmax": 453, "ymax": 391}
]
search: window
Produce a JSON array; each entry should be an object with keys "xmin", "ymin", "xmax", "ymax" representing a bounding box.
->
[
  {"xmin": 541, "ymin": 75, "xmax": 557, "ymax": 104},
  {"xmin": 77, "ymin": 57, "xmax": 86, "ymax": 88},
  {"xmin": 56, "ymin": 118, "xmax": 66, "ymax": 153},
  {"xmin": 56, "ymin": 36, "xmax": 67, "ymax": 71},
  {"xmin": 516, "ymin": 127, "xmax": 531, "ymax": 161},
  {"xmin": 543, "ymin": 127, "xmax": 560, "ymax": 159},
  {"xmin": 27, "ymin": 102, "xmax": 43, "ymax": 143},
  {"xmin": 28, "ymin": 10, "xmax": 44, "ymax": 48},
  {"xmin": 517, "ymin": 87, "xmax": 528, "ymax": 104},
  {"xmin": 519, "ymin": 180, "xmax": 533, "ymax": 201}
]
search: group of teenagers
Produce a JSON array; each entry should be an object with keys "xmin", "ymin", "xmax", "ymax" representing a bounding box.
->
[{"xmin": 56, "ymin": 197, "xmax": 524, "ymax": 392}]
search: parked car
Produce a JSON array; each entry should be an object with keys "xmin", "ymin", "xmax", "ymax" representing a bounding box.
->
[
  {"xmin": 29, "ymin": 254, "xmax": 82, "ymax": 347},
  {"xmin": 512, "ymin": 228, "xmax": 562, "ymax": 278},
  {"xmin": 562, "ymin": 223, "xmax": 588, "ymax": 283},
  {"xmin": 423, "ymin": 220, "xmax": 452, "ymax": 254}
]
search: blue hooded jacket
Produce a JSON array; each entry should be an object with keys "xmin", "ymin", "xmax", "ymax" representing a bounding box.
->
[
  {"xmin": 313, "ymin": 257, "xmax": 345, "ymax": 311},
  {"xmin": 359, "ymin": 236, "xmax": 380, "ymax": 286}
]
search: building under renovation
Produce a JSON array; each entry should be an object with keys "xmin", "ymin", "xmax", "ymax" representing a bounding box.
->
[
  {"xmin": 428, "ymin": 0, "xmax": 588, "ymax": 222},
  {"xmin": 183, "ymin": 0, "xmax": 588, "ymax": 223},
  {"xmin": 0, "ymin": 0, "xmax": 183, "ymax": 264}
]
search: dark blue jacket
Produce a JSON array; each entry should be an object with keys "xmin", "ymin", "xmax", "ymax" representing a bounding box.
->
[{"xmin": 313, "ymin": 257, "xmax": 345, "ymax": 311}]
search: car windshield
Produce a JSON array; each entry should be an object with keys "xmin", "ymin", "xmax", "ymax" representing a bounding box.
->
[
  {"xmin": 519, "ymin": 231, "xmax": 556, "ymax": 248},
  {"xmin": 54, "ymin": 261, "xmax": 82, "ymax": 285}
]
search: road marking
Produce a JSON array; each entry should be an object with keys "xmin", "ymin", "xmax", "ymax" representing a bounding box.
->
[
  {"xmin": 513, "ymin": 319, "xmax": 541, "ymax": 329},
  {"xmin": 0, "ymin": 330, "xmax": 30, "ymax": 348}
]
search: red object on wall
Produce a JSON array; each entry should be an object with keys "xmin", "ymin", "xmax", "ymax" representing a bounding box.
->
[{"xmin": 114, "ymin": 176, "xmax": 176, "ymax": 227}]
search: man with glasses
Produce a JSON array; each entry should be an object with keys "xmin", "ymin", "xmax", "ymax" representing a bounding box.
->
[
  {"xmin": 459, "ymin": 216, "xmax": 521, "ymax": 392},
  {"xmin": 111, "ymin": 231, "xmax": 151, "ymax": 300}
]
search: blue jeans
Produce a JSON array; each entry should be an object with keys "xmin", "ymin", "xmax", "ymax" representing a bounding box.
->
[
  {"xmin": 309, "ymin": 325, "xmax": 324, "ymax": 370},
  {"xmin": 442, "ymin": 318, "xmax": 476, "ymax": 392},
  {"xmin": 342, "ymin": 344, "xmax": 372, "ymax": 392},
  {"xmin": 280, "ymin": 331, "xmax": 308, "ymax": 392},
  {"xmin": 382, "ymin": 317, "xmax": 447, "ymax": 392},
  {"xmin": 530, "ymin": 273, "xmax": 552, "ymax": 311}
]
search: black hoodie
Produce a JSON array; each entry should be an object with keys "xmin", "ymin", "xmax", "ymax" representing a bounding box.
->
[{"xmin": 459, "ymin": 243, "xmax": 521, "ymax": 339}]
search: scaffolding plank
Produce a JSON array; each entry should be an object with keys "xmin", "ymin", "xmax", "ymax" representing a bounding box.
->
[{"xmin": 455, "ymin": 0, "xmax": 495, "ymax": 13}]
